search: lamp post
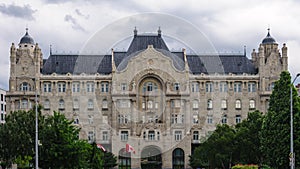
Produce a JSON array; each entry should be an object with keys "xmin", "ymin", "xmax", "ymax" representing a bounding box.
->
[
  {"xmin": 290, "ymin": 73, "xmax": 300, "ymax": 169},
  {"xmin": 33, "ymin": 78, "xmax": 39, "ymax": 169}
]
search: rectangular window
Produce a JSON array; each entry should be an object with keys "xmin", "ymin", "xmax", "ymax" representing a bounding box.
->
[
  {"xmin": 236, "ymin": 115, "xmax": 242, "ymax": 124},
  {"xmin": 102, "ymin": 100, "xmax": 108, "ymax": 109},
  {"xmin": 43, "ymin": 83, "xmax": 52, "ymax": 92},
  {"xmin": 248, "ymin": 82, "xmax": 256, "ymax": 92},
  {"xmin": 0, "ymin": 94, "xmax": 3, "ymax": 101},
  {"xmin": 193, "ymin": 131, "xmax": 199, "ymax": 141},
  {"xmin": 174, "ymin": 131, "xmax": 182, "ymax": 141},
  {"xmin": 221, "ymin": 114, "xmax": 227, "ymax": 124},
  {"xmin": 120, "ymin": 131, "xmax": 128, "ymax": 141},
  {"xmin": 72, "ymin": 82, "xmax": 80, "ymax": 93},
  {"xmin": 102, "ymin": 131, "xmax": 109, "ymax": 141},
  {"xmin": 88, "ymin": 131, "xmax": 94, "ymax": 143},
  {"xmin": 174, "ymin": 83, "xmax": 180, "ymax": 91},
  {"xmin": 234, "ymin": 82, "xmax": 242, "ymax": 92},
  {"xmin": 193, "ymin": 114, "xmax": 199, "ymax": 124},
  {"xmin": 219, "ymin": 82, "xmax": 228, "ymax": 92},
  {"xmin": 148, "ymin": 131, "xmax": 155, "ymax": 141},
  {"xmin": 86, "ymin": 82, "xmax": 94, "ymax": 92},
  {"xmin": 191, "ymin": 83, "xmax": 199, "ymax": 92},
  {"xmin": 101, "ymin": 82, "xmax": 109, "ymax": 92},
  {"xmin": 193, "ymin": 100, "xmax": 199, "ymax": 109},
  {"xmin": 207, "ymin": 115, "xmax": 213, "ymax": 124},
  {"xmin": 207, "ymin": 100, "xmax": 213, "ymax": 110},
  {"xmin": 58, "ymin": 82, "xmax": 66, "ymax": 92},
  {"xmin": 206, "ymin": 82, "xmax": 214, "ymax": 92},
  {"xmin": 121, "ymin": 83, "xmax": 127, "ymax": 91}
]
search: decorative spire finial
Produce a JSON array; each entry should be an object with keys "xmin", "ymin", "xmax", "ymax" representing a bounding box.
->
[
  {"xmin": 134, "ymin": 26, "xmax": 137, "ymax": 37},
  {"xmin": 267, "ymin": 26, "xmax": 270, "ymax": 36},
  {"xmin": 158, "ymin": 26, "xmax": 161, "ymax": 37}
]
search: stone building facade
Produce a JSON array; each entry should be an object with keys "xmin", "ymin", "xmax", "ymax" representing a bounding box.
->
[
  {"xmin": 6, "ymin": 28, "xmax": 287, "ymax": 169},
  {"xmin": 0, "ymin": 88, "xmax": 6, "ymax": 124}
]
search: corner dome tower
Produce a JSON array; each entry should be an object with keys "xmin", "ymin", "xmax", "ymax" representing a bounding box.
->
[
  {"xmin": 19, "ymin": 28, "xmax": 35, "ymax": 45},
  {"xmin": 262, "ymin": 28, "xmax": 276, "ymax": 44}
]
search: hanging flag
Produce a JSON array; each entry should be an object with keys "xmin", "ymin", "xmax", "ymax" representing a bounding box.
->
[
  {"xmin": 126, "ymin": 143, "xmax": 136, "ymax": 154},
  {"xmin": 96, "ymin": 143, "xmax": 106, "ymax": 152}
]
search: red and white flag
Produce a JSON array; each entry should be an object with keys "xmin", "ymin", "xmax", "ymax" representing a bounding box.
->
[
  {"xmin": 126, "ymin": 143, "xmax": 135, "ymax": 154},
  {"xmin": 96, "ymin": 143, "xmax": 106, "ymax": 152}
]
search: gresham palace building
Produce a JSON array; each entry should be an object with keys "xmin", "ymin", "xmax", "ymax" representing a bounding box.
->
[{"xmin": 6, "ymin": 27, "xmax": 287, "ymax": 169}]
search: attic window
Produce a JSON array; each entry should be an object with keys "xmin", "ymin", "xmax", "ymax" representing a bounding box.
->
[{"xmin": 24, "ymin": 45, "xmax": 27, "ymax": 47}]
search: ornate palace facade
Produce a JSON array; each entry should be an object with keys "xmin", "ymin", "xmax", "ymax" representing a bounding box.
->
[{"xmin": 6, "ymin": 28, "xmax": 287, "ymax": 169}]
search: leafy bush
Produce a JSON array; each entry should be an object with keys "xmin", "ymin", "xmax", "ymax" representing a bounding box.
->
[{"xmin": 232, "ymin": 164, "xmax": 258, "ymax": 169}]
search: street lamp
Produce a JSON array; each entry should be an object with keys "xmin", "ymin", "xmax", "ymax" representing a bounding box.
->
[
  {"xmin": 290, "ymin": 73, "xmax": 300, "ymax": 169},
  {"xmin": 33, "ymin": 78, "xmax": 39, "ymax": 169}
]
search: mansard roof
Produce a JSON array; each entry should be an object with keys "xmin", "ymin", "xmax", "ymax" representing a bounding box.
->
[{"xmin": 42, "ymin": 31, "xmax": 258, "ymax": 75}]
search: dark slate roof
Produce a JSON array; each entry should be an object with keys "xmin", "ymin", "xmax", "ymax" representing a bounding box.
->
[
  {"xmin": 127, "ymin": 34, "xmax": 169, "ymax": 55},
  {"xmin": 185, "ymin": 54, "xmax": 257, "ymax": 74},
  {"xmin": 262, "ymin": 30, "xmax": 276, "ymax": 44},
  {"xmin": 42, "ymin": 32, "xmax": 258, "ymax": 75},
  {"xmin": 20, "ymin": 30, "xmax": 35, "ymax": 45}
]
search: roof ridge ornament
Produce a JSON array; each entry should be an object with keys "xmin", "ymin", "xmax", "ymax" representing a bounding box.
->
[
  {"xmin": 134, "ymin": 26, "xmax": 137, "ymax": 37},
  {"xmin": 158, "ymin": 26, "xmax": 161, "ymax": 37}
]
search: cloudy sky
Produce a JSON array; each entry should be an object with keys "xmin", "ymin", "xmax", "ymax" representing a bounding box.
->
[{"xmin": 0, "ymin": 0, "xmax": 300, "ymax": 90}]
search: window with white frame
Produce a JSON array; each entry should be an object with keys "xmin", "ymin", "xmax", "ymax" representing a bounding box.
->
[
  {"xmin": 234, "ymin": 82, "xmax": 242, "ymax": 92},
  {"xmin": 72, "ymin": 82, "xmax": 80, "ymax": 93},
  {"xmin": 174, "ymin": 131, "xmax": 182, "ymax": 141},
  {"xmin": 174, "ymin": 83, "xmax": 180, "ymax": 91},
  {"xmin": 192, "ymin": 100, "xmax": 199, "ymax": 109},
  {"xmin": 88, "ymin": 99, "xmax": 94, "ymax": 109},
  {"xmin": 21, "ymin": 99, "xmax": 28, "ymax": 109},
  {"xmin": 171, "ymin": 114, "xmax": 184, "ymax": 124},
  {"xmin": 101, "ymin": 82, "xmax": 109, "ymax": 92},
  {"xmin": 221, "ymin": 114, "xmax": 227, "ymax": 124},
  {"xmin": 58, "ymin": 82, "xmax": 66, "ymax": 92},
  {"xmin": 235, "ymin": 99, "xmax": 242, "ymax": 109},
  {"xmin": 207, "ymin": 99, "xmax": 213, "ymax": 110},
  {"xmin": 118, "ymin": 114, "xmax": 130, "ymax": 124},
  {"xmin": 120, "ymin": 131, "xmax": 128, "ymax": 141},
  {"xmin": 249, "ymin": 99, "xmax": 255, "ymax": 110},
  {"xmin": 59, "ymin": 99, "xmax": 65, "ymax": 109},
  {"xmin": 43, "ymin": 82, "xmax": 52, "ymax": 92},
  {"xmin": 193, "ymin": 114, "xmax": 199, "ymax": 124},
  {"xmin": 102, "ymin": 131, "xmax": 109, "ymax": 141},
  {"xmin": 191, "ymin": 82, "xmax": 199, "ymax": 92},
  {"xmin": 193, "ymin": 131, "xmax": 199, "ymax": 141},
  {"xmin": 86, "ymin": 82, "xmax": 94, "ymax": 92},
  {"xmin": 73, "ymin": 99, "xmax": 79, "ymax": 109},
  {"xmin": 147, "ymin": 100, "xmax": 153, "ymax": 109},
  {"xmin": 236, "ymin": 115, "xmax": 241, "ymax": 124},
  {"xmin": 143, "ymin": 82, "xmax": 158, "ymax": 93},
  {"xmin": 88, "ymin": 131, "xmax": 94, "ymax": 143},
  {"xmin": 102, "ymin": 99, "xmax": 108, "ymax": 109},
  {"xmin": 248, "ymin": 82, "xmax": 256, "ymax": 92},
  {"xmin": 207, "ymin": 115, "xmax": 213, "ymax": 124},
  {"xmin": 221, "ymin": 99, "xmax": 227, "ymax": 110},
  {"xmin": 88, "ymin": 115, "xmax": 93, "ymax": 124},
  {"xmin": 148, "ymin": 130, "xmax": 155, "ymax": 141},
  {"xmin": 157, "ymin": 131, "xmax": 160, "ymax": 140},
  {"xmin": 206, "ymin": 82, "xmax": 214, "ymax": 92},
  {"xmin": 44, "ymin": 99, "xmax": 50, "ymax": 109},
  {"xmin": 219, "ymin": 82, "xmax": 228, "ymax": 92},
  {"xmin": 20, "ymin": 82, "xmax": 30, "ymax": 91}
]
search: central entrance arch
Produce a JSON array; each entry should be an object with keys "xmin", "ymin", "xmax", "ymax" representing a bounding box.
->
[{"xmin": 140, "ymin": 145, "xmax": 162, "ymax": 169}]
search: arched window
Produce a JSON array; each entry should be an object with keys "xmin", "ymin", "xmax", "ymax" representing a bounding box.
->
[
  {"xmin": 249, "ymin": 99, "xmax": 256, "ymax": 110},
  {"xmin": 88, "ymin": 99, "xmax": 94, "ymax": 109},
  {"xmin": 207, "ymin": 99, "xmax": 213, "ymax": 110},
  {"xmin": 235, "ymin": 99, "xmax": 242, "ymax": 110},
  {"xmin": 73, "ymin": 99, "xmax": 79, "ymax": 110},
  {"xmin": 119, "ymin": 148, "xmax": 131, "ymax": 169},
  {"xmin": 172, "ymin": 148, "xmax": 184, "ymax": 169},
  {"xmin": 59, "ymin": 99, "xmax": 64, "ymax": 110},
  {"xmin": 44, "ymin": 99, "xmax": 50, "ymax": 109},
  {"xmin": 20, "ymin": 82, "xmax": 31, "ymax": 91},
  {"xmin": 221, "ymin": 99, "xmax": 227, "ymax": 110}
]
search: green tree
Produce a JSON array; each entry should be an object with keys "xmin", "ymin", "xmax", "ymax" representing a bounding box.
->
[
  {"xmin": 260, "ymin": 71, "xmax": 300, "ymax": 169},
  {"xmin": 103, "ymin": 151, "xmax": 118, "ymax": 169},
  {"xmin": 190, "ymin": 124, "xmax": 236, "ymax": 169},
  {"xmin": 0, "ymin": 106, "xmax": 44, "ymax": 168},
  {"xmin": 39, "ymin": 111, "xmax": 92, "ymax": 169},
  {"xmin": 235, "ymin": 111, "xmax": 263, "ymax": 165}
]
